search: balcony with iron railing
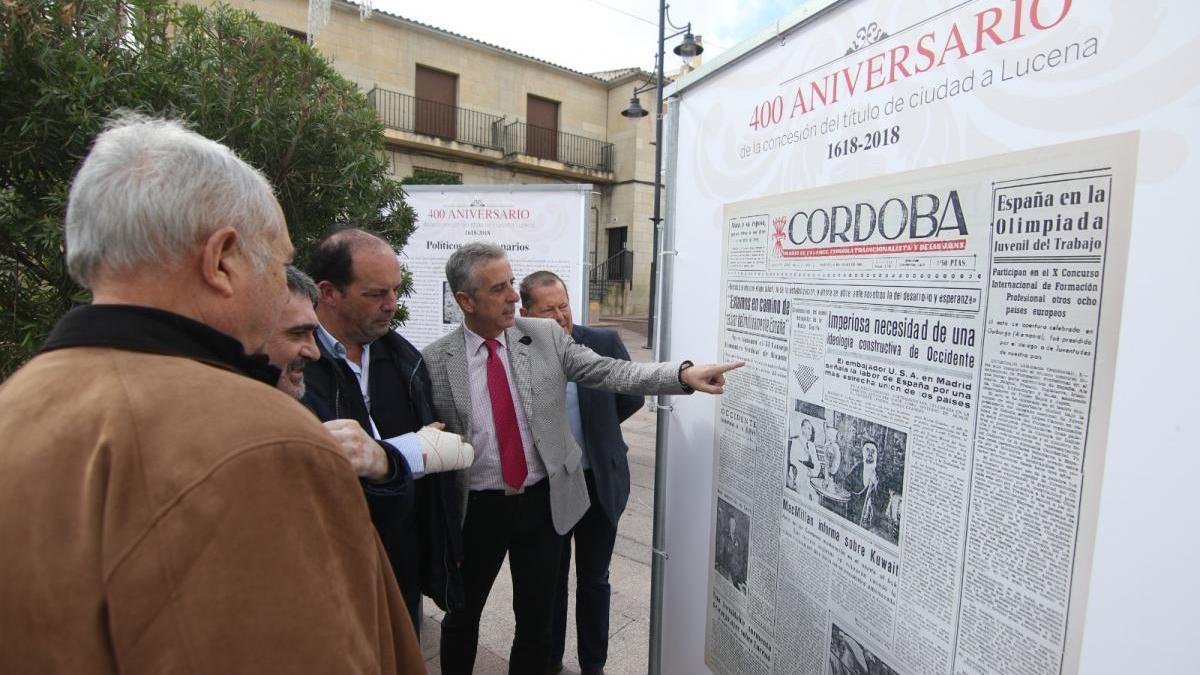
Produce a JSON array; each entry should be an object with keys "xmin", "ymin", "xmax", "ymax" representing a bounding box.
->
[
  {"xmin": 367, "ymin": 87, "xmax": 504, "ymax": 150},
  {"xmin": 367, "ymin": 87, "xmax": 614, "ymax": 178},
  {"xmin": 502, "ymin": 121, "xmax": 613, "ymax": 173}
]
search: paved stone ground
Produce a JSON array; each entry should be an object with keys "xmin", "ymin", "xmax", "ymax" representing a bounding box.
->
[{"xmin": 420, "ymin": 318, "xmax": 656, "ymax": 675}]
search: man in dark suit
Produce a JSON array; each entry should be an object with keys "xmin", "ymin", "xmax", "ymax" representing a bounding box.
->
[
  {"xmin": 519, "ymin": 270, "xmax": 642, "ymax": 675},
  {"xmin": 303, "ymin": 228, "xmax": 474, "ymax": 633},
  {"xmin": 423, "ymin": 242, "xmax": 742, "ymax": 675}
]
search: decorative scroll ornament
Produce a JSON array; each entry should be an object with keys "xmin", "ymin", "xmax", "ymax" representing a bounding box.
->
[{"xmin": 845, "ymin": 22, "xmax": 889, "ymax": 55}]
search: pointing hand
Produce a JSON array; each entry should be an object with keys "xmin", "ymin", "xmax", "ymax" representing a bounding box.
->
[{"xmin": 682, "ymin": 361, "xmax": 746, "ymax": 394}]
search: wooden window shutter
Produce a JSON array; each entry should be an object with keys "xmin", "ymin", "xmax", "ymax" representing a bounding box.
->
[{"xmin": 415, "ymin": 65, "xmax": 458, "ymax": 140}]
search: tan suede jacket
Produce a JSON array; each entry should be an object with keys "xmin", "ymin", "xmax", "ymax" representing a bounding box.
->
[{"xmin": 0, "ymin": 342, "xmax": 425, "ymax": 673}]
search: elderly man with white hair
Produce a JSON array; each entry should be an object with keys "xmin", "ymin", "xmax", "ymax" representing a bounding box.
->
[{"xmin": 0, "ymin": 113, "xmax": 425, "ymax": 673}]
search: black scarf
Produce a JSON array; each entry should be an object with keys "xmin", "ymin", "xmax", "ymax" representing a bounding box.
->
[{"xmin": 40, "ymin": 304, "xmax": 281, "ymax": 386}]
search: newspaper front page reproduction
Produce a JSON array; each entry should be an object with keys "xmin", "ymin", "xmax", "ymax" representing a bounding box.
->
[{"xmin": 705, "ymin": 134, "xmax": 1136, "ymax": 675}]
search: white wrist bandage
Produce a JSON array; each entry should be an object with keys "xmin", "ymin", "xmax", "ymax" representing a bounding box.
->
[{"xmin": 418, "ymin": 427, "xmax": 475, "ymax": 473}]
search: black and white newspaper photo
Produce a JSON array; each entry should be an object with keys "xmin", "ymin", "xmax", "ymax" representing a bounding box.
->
[{"xmin": 715, "ymin": 498, "xmax": 751, "ymax": 594}]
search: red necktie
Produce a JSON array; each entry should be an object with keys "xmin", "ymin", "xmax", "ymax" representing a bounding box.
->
[{"xmin": 484, "ymin": 338, "xmax": 527, "ymax": 489}]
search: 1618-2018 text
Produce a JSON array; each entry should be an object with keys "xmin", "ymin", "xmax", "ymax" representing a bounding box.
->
[{"xmin": 828, "ymin": 125, "xmax": 901, "ymax": 159}]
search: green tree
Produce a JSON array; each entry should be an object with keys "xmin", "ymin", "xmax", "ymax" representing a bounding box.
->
[{"xmin": 0, "ymin": 0, "xmax": 414, "ymax": 376}]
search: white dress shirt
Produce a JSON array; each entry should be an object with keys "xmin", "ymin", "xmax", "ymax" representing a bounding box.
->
[{"xmin": 565, "ymin": 382, "xmax": 588, "ymax": 469}]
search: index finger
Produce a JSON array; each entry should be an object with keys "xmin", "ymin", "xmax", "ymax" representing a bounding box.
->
[{"xmin": 715, "ymin": 360, "xmax": 746, "ymax": 373}]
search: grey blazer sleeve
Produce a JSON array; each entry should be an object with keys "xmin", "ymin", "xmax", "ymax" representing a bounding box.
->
[{"xmin": 549, "ymin": 321, "xmax": 687, "ymax": 395}]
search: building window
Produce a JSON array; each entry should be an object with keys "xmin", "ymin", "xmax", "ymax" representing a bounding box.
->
[
  {"xmin": 280, "ymin": 26, "xmax": 307, "ymax": 43},
  {"xmin": 526, "ymin": 95, "xmax": 559, "ymax": 161},
  {"xmin": 415, "ymin": 65, "xmax": 458, "ymax": 141},
  {"xmin": 402, "ymin": 166, "xmax": 463, "ymax": 185}
]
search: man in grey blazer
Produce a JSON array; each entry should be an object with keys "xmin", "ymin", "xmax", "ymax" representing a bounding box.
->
[
  {"xmin": 423, "ymin": 242, "xmax": 740, "ymax": 675},
  {"xmin": 519, "ymin": 270, "xmax": 643, "ymax": 675}
]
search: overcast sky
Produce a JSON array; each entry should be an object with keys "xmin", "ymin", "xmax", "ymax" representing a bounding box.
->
[{"xmin": 368, "ymin": 0, "xmax": 805, "ymax": 74}]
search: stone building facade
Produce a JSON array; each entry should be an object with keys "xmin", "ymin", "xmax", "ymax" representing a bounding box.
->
[{"xmin": 193, "ymin": 0, "xmax": 660, "ymax": 316}]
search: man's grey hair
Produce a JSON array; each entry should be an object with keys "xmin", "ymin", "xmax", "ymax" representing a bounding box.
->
[
  {"xmin": 65, "ymin": 111, "xmax": 282, "ymax": 287},
  {"xmin": 286, "ymin": 265, "xmax": 318, "ymax": 307},
  {"xmin": 519, "ymin": 269, "xmax": 567, "ymax": 308},
  {"xmin": 445, "ymin": 241, "xmax": 507, "ymax": 297}
]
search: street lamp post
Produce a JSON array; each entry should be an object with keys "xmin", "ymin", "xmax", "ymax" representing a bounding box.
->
[
  {"xmin": 620, "ymin": 5, "xmax": 701, "ymax": 673},
  {"xmin": 622, "ymin": 3, "xmax": 701, "ymax": 352}
]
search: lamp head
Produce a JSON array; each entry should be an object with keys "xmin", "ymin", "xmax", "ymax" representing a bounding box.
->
[
  {"xmin": 621, "ymin": 96, "xmax": 649, "ymax": 119},
  {"xmin": 673, "ymin": 31, "xmax": 703, "ymax": 65}
]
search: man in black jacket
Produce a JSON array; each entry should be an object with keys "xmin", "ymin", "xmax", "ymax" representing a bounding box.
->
[
  {"xmin": 303, "ymin": 228, "xmax": 472, "ymax": 633},
  {"xmin": 519, "ymin": 270, "xmax": 644, "ymax": 675},
  {"xmin": 264, "ymin": 265, "xmax": 417, "ymax": 519}
]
